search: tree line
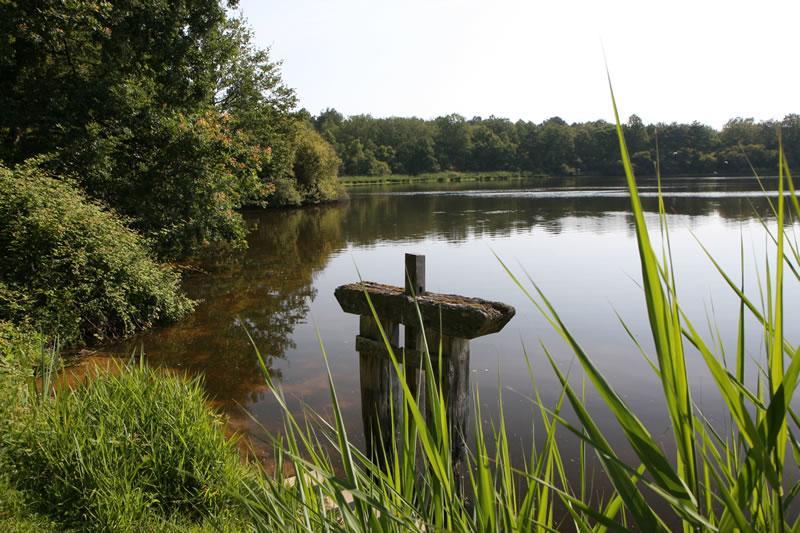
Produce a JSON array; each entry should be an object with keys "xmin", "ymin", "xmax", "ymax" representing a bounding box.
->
[{"xmin": 309, "ymin": 109, "xmax": 800, "ymax": 177}]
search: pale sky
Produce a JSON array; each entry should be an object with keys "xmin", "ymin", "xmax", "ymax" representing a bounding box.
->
[{"xmin": 237, "ymin": 0, "xmax": 798, "ymax": 129}]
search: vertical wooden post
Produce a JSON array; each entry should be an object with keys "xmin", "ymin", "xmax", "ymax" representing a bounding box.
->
[
  {"xmin": 425, "ymin": 329, "xmax": 470, "ymax": 493},
  {"xmin": 402, "ymin": 253, "xmax": 468, "ymax": 491},
  {"xmin": 358, "ymin": 316, "xmax": 400, "ymax": 465},
  {"xmin": 404, "ymin": 254, "xmax": 426, "ymax": 410},
  {"xmin": 404, "ymin": 253, "xmax": 426, "ymax": 296}
]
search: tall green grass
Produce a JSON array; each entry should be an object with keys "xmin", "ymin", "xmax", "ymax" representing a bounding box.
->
[
  {"xmin": 234, "ymin": 85, "xmax": 800, "ymax": 531},
  {"xmin": 2, "ymin": 358, "xmax": 254, "ymax": 531}
]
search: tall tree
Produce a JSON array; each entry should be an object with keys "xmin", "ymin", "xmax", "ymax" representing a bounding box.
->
[{"xmin": 0, "ymin": 0, "xmax": 298, "ymax": 256}]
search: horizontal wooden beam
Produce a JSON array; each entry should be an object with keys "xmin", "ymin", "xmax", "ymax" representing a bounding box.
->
[{"xmin": 335, "ymin": 281, "xmax": 515, "ymax": 339}]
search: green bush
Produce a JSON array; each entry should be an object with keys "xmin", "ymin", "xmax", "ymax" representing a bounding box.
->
[
  {"xmin": 0, "ymin": 475, "xmax": 57, "ymax": 533},
  {"xmin": 266, "ymin": 124, "xmax": 344, "ymax": 206},
  {"xmin": 269, "ymin": 177, "xmax": 305, "ymax": 207},
  {"xmin": 0, "ymin": 161, "xmax": 194, "ymax": 343},
  {"xmin": 3, "ymin": 364, "xmax": 251, "ymax": 531},
  {"xmin": 291, "ymin": 124, "xmax": 344, "ymax": 204},
  {"xmin": 0, "ymin": 1, "xmax": 298, "ymax": 258}
]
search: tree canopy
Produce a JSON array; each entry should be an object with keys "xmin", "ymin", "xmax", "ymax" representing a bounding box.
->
[
  {"xmin": 311, "ymin": 110, "xmax": 798, "ymax": 177},
  {"xmin": 0, "ymin": 0, "xmax": 340, "ymax": 257}
]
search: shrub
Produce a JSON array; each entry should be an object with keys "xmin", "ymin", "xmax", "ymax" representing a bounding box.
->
[
  {"xmin": 3, "ymin": 364, "xmax": 251, "ymax": 531},
  {"xmin": 269, "ymin": 177, "xmax": 304, "ymax": 207},
  {"xmin": 0, "ymin": 161, "xmax": 194, "ymax": 343},
  {"xmin": 265, "ymin": 124, "xmax": 344, "ymax": 206},
  {"xmin": 74, "ymin": 110, "xmax": 269, "ymax": 258},
  {"xmin": 0, "ymin": 475, "xmax": 56, "ymax": 533},
  {"xmin": 291, "ymin": 123, "xmax": 344, "ymax": 203}
]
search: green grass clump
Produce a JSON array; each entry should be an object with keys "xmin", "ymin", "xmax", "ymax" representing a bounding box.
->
[
  {"xmin": 0, "ymin": 323, "xmax": 58, "ymax": 531},
  {"xmin": 0, "ymin": 475, "xmax": 57, "ymax": 532},
  {"xmin": 0, "ymin": 322, "xmax": 42, "ymax": 404},
  {"xmin": 2, "ymin": 363, "xmax": 252, "ymax": 531},
  {"xmin": 0, "ymin": 160, "xmax": 194, "ymax": 344}
]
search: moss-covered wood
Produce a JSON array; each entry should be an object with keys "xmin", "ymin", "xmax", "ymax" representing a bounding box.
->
[{"xmin": 334, "ymin": 281, "xmax": 515, "ymax": 339}]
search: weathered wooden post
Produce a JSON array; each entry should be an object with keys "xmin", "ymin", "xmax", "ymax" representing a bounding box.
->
[
  {"xmin": 404, "ymin": 254, "xmax": 426, "ymax": 411},
  {"xmin": 357, "ymin": 315, "xmax": 401, "ymax": 466},
  {"xmin": 334, "ymin": 254, "xmax": 515, "ymax": 491}
]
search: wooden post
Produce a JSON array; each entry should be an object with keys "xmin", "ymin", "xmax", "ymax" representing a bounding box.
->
[
  {"xmin": 358, "ymin": 316, "xmax": 401, "ymax": 465},
  {"xmin": 404, "ymin": 254, "xmax": 426, "ymax": 411},
  {"xmin": 334, "ymin": 253, "xmax": 515, "ymax": 495},
  {"xmin": 404, "ymin": 253, "xmax": 426, "ymax": 296},
  {"xmin": 425, "ymin": 329, "xmax": 470, "ymax": 493}
]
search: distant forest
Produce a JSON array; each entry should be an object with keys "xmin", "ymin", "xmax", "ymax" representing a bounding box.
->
[{"xmin": 307, "ymin": 110, "xmax": 800, "ymax": 177}]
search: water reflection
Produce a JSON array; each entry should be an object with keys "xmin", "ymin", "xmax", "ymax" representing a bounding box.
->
[
  {"xmin": 106, "ymin": 207, "xmax": 346, "ymax": 408},
  {"xmin": 342, "ymin": 177, "xmax": 775, "ymax": 244}
]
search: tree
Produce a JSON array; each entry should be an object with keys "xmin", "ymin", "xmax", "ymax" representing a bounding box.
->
[
  {"xmin": 469, "ymin": 125, "xmax": 514, "ymax": 171},
  {"xmin": 434, "ymin": 114, "xmax": 472, "ymax": 170},
  {"xmin": 574, "ymin": 121, "xmax": 619, "ymax": 175},
  {"xmin": 782, "ymin": 114, "xmax": 800, "ymax": 167},
  {"xmin": 291, "ymin": 123, "xmax": 342, "ymax": 202},
  {"xmin": 538, "ymin": 118, "xmax": 576, "ymax": 174},
  {"xmin": 0, "ymin": 0, "xmax": 298, "ymax": 257},
  {"xmin": 396, "ymin": 137, "xmax": 439, "ymax": 175},
  {"xmin": 311, "ymin": 109, "xmax": 794, "ymax": 179},
  {"xmin": 624, "ymin": 114, "xmax": 650, "ymax": 155},
  {"xmin": 313, "ymin": 108, "xmax": 345, "ymax": 145},
  {"xmin": 720, "ymin": 118, "xmax": 765, "ymax": 147}
]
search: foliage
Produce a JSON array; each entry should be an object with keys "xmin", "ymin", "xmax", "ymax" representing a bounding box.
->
[
  {"xmin": 0, "ymin": 161, "xmax": 193, "ymax": 343},
  {"xmin": 274, "ymin": 124, "xmax": 344, "ymax": 205},
  {"xmin": 0, "ymin": 322, "xmax": 49, "ymax": 445},
  {"xmin": 0, "ymin": 323, "xmax": 57, "ymax": 531},
  {"xmin": 0, "ymin": 0, "xmax": 338, "ymax": 257},
  {"xmin": 3, "ymin": 362, "xmax": 253, "ymax": 531},
  {"xmin": 314, "ymin": 108, "xmax": 800, "ymax": 177},
  {"xmin": 0, "ymin": 475, "xmax": 57, "ymax": 533}
]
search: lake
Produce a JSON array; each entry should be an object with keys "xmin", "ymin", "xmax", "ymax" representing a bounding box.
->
[{"xmin": 98, "ymin": 175, "xmax": 798, "ymax": 482}]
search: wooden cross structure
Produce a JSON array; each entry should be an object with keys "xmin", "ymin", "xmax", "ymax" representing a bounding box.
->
[{"xmin": 334, "ymin": 253, "xmax": 515, "ymax": 484}]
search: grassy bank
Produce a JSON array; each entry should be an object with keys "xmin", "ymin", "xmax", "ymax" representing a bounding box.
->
[
  {"xmin": 0, "ymin": 326, "xmax": 254, "ymax": 531},
  {"xmin": 339, "ymin": 170, "xmax": 540, "ymax": 186}
]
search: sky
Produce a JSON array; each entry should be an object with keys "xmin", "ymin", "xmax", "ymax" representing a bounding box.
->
[{"xmin": 236, "ymin": 0, "xmax": 798, "ymax": 129}]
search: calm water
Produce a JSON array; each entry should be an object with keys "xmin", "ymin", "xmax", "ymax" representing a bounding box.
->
[{"xmin": 102, "ymin": 175, "xmax": 798, "ymax": 479}]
